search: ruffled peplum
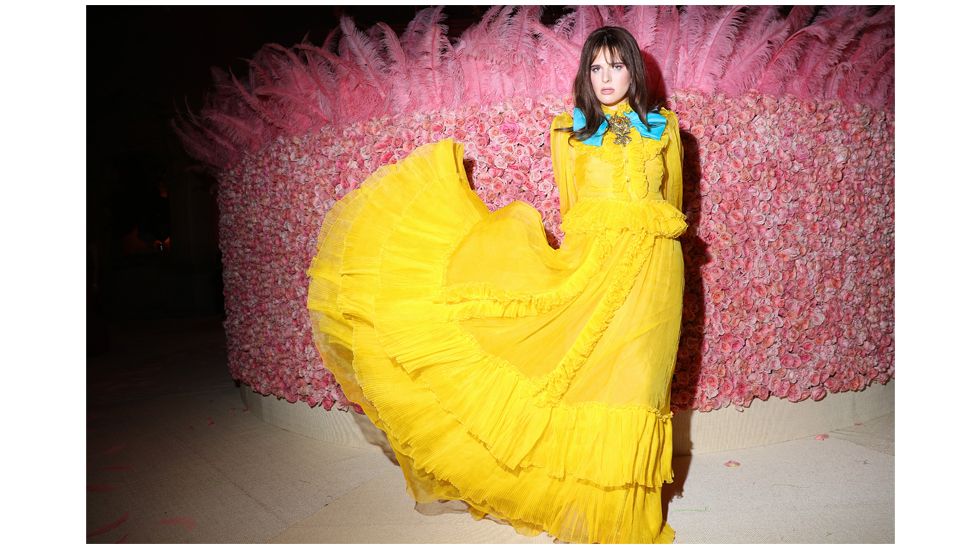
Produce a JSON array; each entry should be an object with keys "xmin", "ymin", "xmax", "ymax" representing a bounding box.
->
[
  {"xmin": 306, "ymin": 137, "xmax": 679, "ymax": 543},
  {"xmin": 562, "ymin": 197, "xmax": 689, "ymax": 237}
]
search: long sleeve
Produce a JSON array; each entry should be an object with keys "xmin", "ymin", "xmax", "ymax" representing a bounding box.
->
[
  {"xmin": 549, "ymin": 113, "xmax": 577, "ymax": 217},
  {"xmin": 661, "ymin": 109, "xmax": 684, "ymax": 212}
]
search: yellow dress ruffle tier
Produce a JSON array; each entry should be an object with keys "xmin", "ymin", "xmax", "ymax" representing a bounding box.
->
[{"xmin": 306, "ymin": 100, "xmax": 688, "ymax": 544}]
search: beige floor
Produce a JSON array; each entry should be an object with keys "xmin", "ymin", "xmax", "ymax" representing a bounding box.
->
[{"xmin": 87, "ymin": 315, "xmax": 894, "ymax": 543}]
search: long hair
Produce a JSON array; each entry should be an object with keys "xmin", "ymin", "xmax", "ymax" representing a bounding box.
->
[{"xmin": 556, "ymin": 26, "xmax": 664, "ymax": 141}]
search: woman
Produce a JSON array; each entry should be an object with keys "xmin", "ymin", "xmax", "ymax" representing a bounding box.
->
[{"xmin": 306, "ymin": 26, "xmax": 687, "ymax": 544}]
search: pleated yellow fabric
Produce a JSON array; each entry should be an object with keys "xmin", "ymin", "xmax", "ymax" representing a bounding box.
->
[{"xmin": 306, "ymin": 101, "xmax": 688, "ymax": 544}]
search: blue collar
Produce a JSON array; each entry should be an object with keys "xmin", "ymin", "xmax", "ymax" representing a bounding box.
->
[{"xmin": 571, "ymin": 107, "xmax": 667, "ymax": 146}]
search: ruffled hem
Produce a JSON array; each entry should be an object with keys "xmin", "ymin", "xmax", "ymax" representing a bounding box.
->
[
  {"xmin": 345, "ymin": 323, "xmax": 676, "ymax": 543},
  {"xmin": 307, "ymin": 137, "xmax": 677, "ymax": 542}
]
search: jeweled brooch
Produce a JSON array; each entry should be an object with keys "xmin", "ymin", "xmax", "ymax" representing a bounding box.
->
[{"xmin": 607, "ymin": 113, "xmax": 632, "ymax": 145}]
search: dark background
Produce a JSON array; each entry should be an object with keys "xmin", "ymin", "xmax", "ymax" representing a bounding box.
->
[{"xmin": 87, "ymin": 5, "xmax": 572, "ymax": 354}]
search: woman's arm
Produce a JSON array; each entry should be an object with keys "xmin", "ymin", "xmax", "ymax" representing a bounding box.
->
[
  {"xmin": 661, "ymin": 109, "xmax": 684, "ymax": 212},
  {"xmin": 549, "ymin": 113, "xmax": 577, "ymax": 217}
]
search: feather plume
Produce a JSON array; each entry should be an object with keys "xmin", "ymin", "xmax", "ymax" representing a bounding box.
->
[
  {"xmin": 256, "ymin": 59, "xmax": 307, "ymax": 130},
  {"xmin": 254, "ymin": 78, "xmax": 329, "ymax": 124},
  {"xmin": 531, "ymin": 19, "xmax": 578, "ymax": 62},
  {"xmin": 171, "ymin": 106, "xmax": 236, "ymax": 167},
  {"xmin": 401, "ymin": 6, "xmax": 439, "ymax": 57},
  {"xmin": 294, "ymin": 44, "xmax": 338, "ymax": 83},
  {"xmin": 847, "ymin": 20, "xmax": 894, "ymax": 72},
  {"xmin": 422, "ymin": 7, "xmax": 449, "ymax": 107},
  {"xmin": 859, "ymin": 47, "xmax": 895, "ymax": 102},
  {"xmin": 375, "ymin": 22, "xmax": 406, "ymax": 69},
  {"xmin": 294, "ymin": 46, "xmax": 338, "ymax": 120},
  {"xmin": 500, "ymin": 5, "xmax": 542, "ymax": 96},
  {"xmin": 440, "ymin": 35, "xmax": 464, "ymax": 108},
  {"xmin": 596, "ymin": 5, "xmax": 627, "ymax": 27},
  {"xmin": 177, "ymin": 4, "xmax": 894, "ymax": 171},
  {"xmin": 691, "ymin": 5, "xmax": 749, "ymax": 91},
  {"xmin": 229, "ymin": 69, "xmax": 285, "ymax": 130},
  {"xmin": 567, "ymin": 5, "xmax": 604, "ymax": 46},
  {"xmin": 623, "ymin": 4, "xmax": 661, "ymax": 53},
  {"xmin": 717, "ymin": 5, "xmax": 782, "ymax": 95},
  {"xmin": 294, "ymin": 42, "xmax": 352, "ymax": 77},
  {"xmin": 264, "ymin": 44, "xmax": 318, "ymax": 112},
  {"xmin": 292, "ymin": 43, "xmax": 352, "ymax": 119},
  {"xmin": 842, "ymin": 7, "xmax": 894, "ymax": 99},
  {"xmin": 205, "ymin": 110, "xmax": 262, "ymax": 149},
  {"xmin": 876, "ymin": 61, "xmax": 894, "ymax": 110},
  {"xmin": 656, "ymin": 6, "xmax": 682, "ymax": 94},
  {"xmin": 322, "ymin": 26, "xmax": 339, "ymax": 52},
  {"xmin": 373, "ymin": 22, "xmax": 407, "ymax": 111},
  {"xmin": 673, "ymin": 6, "xmax": 705, "ymax": 89},
  {"xmin": 847, "ymin": 37, "xmax": 893, "ymax": 100},
  {"xmin": 550, "ymin": 8, "xmax": 578, "ymax": 42},
  {"xmin": 531, "ymin": 19, "xmax": 578, "ymax": 96},
  {"xmin": 170, "ymin": 114, "xmax": 226, "ymax": 168},
  {"xmin": 755, "ymin": 8, "xmax": 833, "ymax": 95},
  {"xmin": 457, "ymin": 6, "xmax": 515, "ymax": 103},
  {"xmin": 338, "ymin": 16, "xmax": 389, "ymax": 100},
  {"xmin": 793, "ymin": 7, "xmax": 867, "ymax": 98},
  {"xmin": 456, "ymin": 4, "xmax": 506, "ymax": 54},
  {"xmin": 679, "ymin": 5, "xmax": 708, "ymax": 86},
  {"xmin": 250, "ymin": 45, "xmax": 283, "ymax": 85}
]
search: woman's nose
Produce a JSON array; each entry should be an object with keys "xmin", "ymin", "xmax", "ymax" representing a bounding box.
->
[{"xmin": 602, "ymin": 71, "xmax": 611, "ymax": 82}]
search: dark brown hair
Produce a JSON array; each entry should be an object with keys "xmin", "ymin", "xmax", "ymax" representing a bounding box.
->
[{"xmin": 556, "ymin": 26, "xmax": 664, "ymax": 141}]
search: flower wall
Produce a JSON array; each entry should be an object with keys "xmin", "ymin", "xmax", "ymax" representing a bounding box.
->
[{"xmin": 182, "ymin": 6, "xmax": 894, "ymax": 414}]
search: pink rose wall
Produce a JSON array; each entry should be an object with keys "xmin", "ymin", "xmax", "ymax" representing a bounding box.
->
[{"xmin": 178, "ymin": 6, "xmax": 894, "ymax": 414}]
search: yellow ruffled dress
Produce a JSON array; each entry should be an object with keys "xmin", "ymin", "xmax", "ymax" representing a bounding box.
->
[{"xmin": 306, "ymin": 99, "xmax": 688, "ymax": 543}]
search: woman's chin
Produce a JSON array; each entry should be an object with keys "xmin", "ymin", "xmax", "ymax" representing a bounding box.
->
[{"xmin": 598, "ymin": 97, "xmax": 625, "ymax": 107}]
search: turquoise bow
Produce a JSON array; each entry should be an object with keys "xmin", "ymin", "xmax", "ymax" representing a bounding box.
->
[{"xmin": 572, "ymin": 107, "xmax": 667, "ymax": 145}]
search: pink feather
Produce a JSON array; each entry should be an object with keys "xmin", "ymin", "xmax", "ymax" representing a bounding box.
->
[
  {"xmin": 457, "ymin": 5, "xmax": 507, "ymax": 53},
  {"xmin": 656, "ymin": 6, "xmax": 682, "ymax": 95},
  {"xmin": 859, "ymin": 47, "xmax": 895, "ymax": 103},
  {"xmin": 755, "ymin": 9, "xmax": 834, "ymax": 95},
  {"xmin": 375, "ymin": 22, "xmax": 406, "ymax": 68},
  {"xmin": 293, "ymin": 46, "xmax": 338, "ymax": 120},
  {"xmin": 691, "ymin": 5, "xmax": 749, "ymax": 91},
  {"xmin": 176, "ymin": 5, "xmax": 894, "ymax": 171},
  {"xmin": 596, "ymin": 5, "xmax": 627, "ymax": 27},
  {"xmin": 672, "ymin": 7, "xmax": 705, "ymax": 89},
  {"xmin": 373, "ymin": 22, "xmax": 408, "ymax": 111},
  {"xmin": 717, "ymin": 6, "xmax": 784, "ymax": 96},
  {"xmin": 792, "ymin": 8, "xmax": 868, "ymax": 98},
  {"xmin": 623, "ymin": 5, "xmax": 661, "ymax": 54},
  {"xmin": 548, "ymin": 10, "xmax": 575, "ymax": 45},
  {"xmin": 322, "ymin": 25, "xmax": 339, "ymax": 51},
  {"xmin": 851, "ymin": 37, "xmax": 894, "ymax": 100},
  {"xmin": 205, "ymin": 111, "xmax": 262, "ymax": 149},
  {"xmin": 338, "ymin": 16, "xmax": 389, "ymax": 101},
  {"xmin": 568, "ymin": 5, "xmax": 605, "ymax": 46},
  {"xmin": 228, "ymin": 70, "xmax": 285, "ymax": 130},
  {"xmin": 500, "ymin": 5, "xmax": 542, "ymax": 97}
]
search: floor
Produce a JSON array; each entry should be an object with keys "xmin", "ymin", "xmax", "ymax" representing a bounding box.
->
[{"xmin": 86, "ymin": 314, "xmax": 894, "ymax": 543}]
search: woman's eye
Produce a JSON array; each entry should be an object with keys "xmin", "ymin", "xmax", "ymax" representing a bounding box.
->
[{"xmin": 613, "ymin": 64, "xmax": 624, "ymax": 71}]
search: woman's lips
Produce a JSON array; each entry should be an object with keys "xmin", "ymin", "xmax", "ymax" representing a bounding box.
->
[{"xmin": 601, "ymin": 88, "xmax": 614, "ymax": 94}]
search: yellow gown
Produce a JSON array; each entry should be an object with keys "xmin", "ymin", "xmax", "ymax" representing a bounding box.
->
[{"xmin": 306, "ymin": 99, "xmax": 688, "ymax": 544}]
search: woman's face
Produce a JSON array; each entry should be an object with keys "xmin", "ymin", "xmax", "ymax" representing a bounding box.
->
[{"xmin": 589, "ymin": 47, "xmax": 631, "ymax": 107}]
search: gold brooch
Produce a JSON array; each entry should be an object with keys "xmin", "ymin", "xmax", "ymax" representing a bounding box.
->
[{"xmin": 606, "ymin": 113, "xmax": 632, "ymax": 145}]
